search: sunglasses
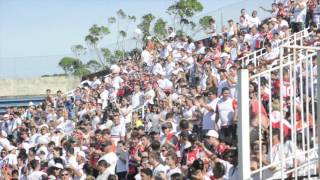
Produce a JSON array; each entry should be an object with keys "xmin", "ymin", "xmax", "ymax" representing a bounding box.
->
[{"xmin": 61, "ymin": 173, "xmax": 69, "ymax": 176}]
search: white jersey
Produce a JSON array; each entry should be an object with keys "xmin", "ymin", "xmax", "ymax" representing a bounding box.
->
[{"xmin": 217, "ymin": 98, "xmax": 235, "ymax": 126}]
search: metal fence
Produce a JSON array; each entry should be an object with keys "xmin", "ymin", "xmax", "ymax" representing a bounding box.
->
[{"xmin": 237, "ymin": 35, "xmax": 320, "ymax": 179}]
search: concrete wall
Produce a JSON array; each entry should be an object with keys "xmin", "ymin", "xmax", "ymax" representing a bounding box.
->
[{"xmin": 0, "ymin": 76, "xmax": 81, "ymax": 97}]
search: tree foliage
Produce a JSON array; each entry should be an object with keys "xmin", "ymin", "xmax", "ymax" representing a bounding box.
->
[
  {"xmin": 116, "ymin": 9, "xmax": 127, "ymax": 19},
  {"xmin": 108, "ymin": 17, "xmax": 116, "ymax": 24},
  {"xmin": 138, "ymin": 13, "xmax": 156, "ymax": 40},
  {"xmin": 58, "ymin": 57, "xmax": 91, "ymax": 77},
  {"xmin": 85, "ymin": 24, "xmax": 110, "ymax": 46},
  {"xmin": 167, "ymin": 0, "xmax": 203, "ymax": 18},
  {"xmin": 167, "ymin": 0, "xmax": 203, "ymax": 30},
  {"xmin": 153, "ymin": 18, "xmax": 167, "ymax": 39},
  {"xmin": 199, "ymin": 16, "xmax": 213, "ymax": 30}
]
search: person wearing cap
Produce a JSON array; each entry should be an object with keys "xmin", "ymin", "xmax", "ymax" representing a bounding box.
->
[
  {"xmin": 4, "ymin": 145, "xmax": 18, "ymax": 167},
  {"xmin": 206, "ymin": 130, "xmax": 229, "ymax": 158},
  {"xmin": 69, "ymin": 151, "xmax": 87, "ymax": 180},
  {"xmin": 50, "ymin": 163, "xmax": 64, "ymax": 179}
]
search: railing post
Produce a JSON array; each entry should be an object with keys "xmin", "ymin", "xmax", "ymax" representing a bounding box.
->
[
  {"xmin": 317, "ymin": 51, "xmax": 320, "ymax": 179},
  {"xmin": 237, "ymin": 69, "xmax": 251, "ymax": 180}
]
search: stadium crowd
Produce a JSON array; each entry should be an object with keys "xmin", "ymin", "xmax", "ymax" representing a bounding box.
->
[{"xmin": 0, "ymin": 0, "xmax": 319, "ymax": 179}]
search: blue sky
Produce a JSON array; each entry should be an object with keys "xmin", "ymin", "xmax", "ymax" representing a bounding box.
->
[{"xmin": 0, "ymin": 0, "xmax": 271, "ymax": 78}]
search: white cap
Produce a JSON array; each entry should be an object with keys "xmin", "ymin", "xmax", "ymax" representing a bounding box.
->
[
  {"xmin": 53, "ymin": 163, "xmax": 64, "ymax": 169},
  {"xmin": 1, "ymin": 130, "xmax": 7, "ymax": 138},
  {"xmin": 39, "ymin": 124, "xmax": 49, "ymax": 130},
  {"xmin": 29, "ymin": 101, "xmax": 34, "ymax": 106},
  {"xmin": 206, "ymin": 130, "xmax": 219, "ymax": 139},
  {"xmin": 220, "ymin": 52, "xmax": 230, "ymax": 58},
  {"xmin": 34, "ymin": 156, "xmax": 41, "ymax": 161},
  {"xmin": 3, "ymin": 114, "xmax": 9, "ymax": 118},
  {"xmin": 77, "ymin": 151, "xmax": 86, "ymax": 159},
  {"xmin": 7, "ymin": 145, "xmax": 17, "ymax": 151},
  {"xmin": 110, "ymin": 64, "xmax": 120, "ymax": 74},
  {"xmin": 48, "ymin": 175, "xmax": 57, "ymax": 180}
]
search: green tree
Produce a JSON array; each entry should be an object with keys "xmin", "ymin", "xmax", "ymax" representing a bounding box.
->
[
  {"xmin": 167, "ymin": 0, "xmax": 203, "ymax": 32},
  {"xmin": 58, "ymin": 57, "xmax": 77, "ymax": 75},
  {"xmin": 85, "ymin": 24, "xmax": 110, "ymax": 67},
  {"xmin": 114, "ymin": 49, "xmax": 127, "ymax": 62},
  {"xmin": 138, "ymin": 13, "xmax": 155, "ymax": 41},
  {"xmin": 116, "ymin": 9, "xmax": 127, "ymax": 50},
  {"xmin": 108, "ymin": 17, "xmax": 116, "ymax": 24},
  {"xmin": 86, "ymin": 60, "xmax": 101, "ymax": 72},
  {"xmin": 71, "ymin": 44, "xmax": 86, "ymax": 58},
  {"xmin": 119, "ymin": 30, "xmax": 127, "ymax": 51},
  {"xmin": 192, "ymin": 16, "xmax": 213, "ymax": 37},
  {"xmin": 58, "ymin": 57, "xmax": 91, "ymax": 77},
  {"xmin": 153, "ymin": 18, "xmax": 167, "ymax": 40}
]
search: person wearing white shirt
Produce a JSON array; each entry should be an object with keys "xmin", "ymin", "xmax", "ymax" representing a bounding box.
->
[
  {"xmin": 196, "ymin": 41, "xmax": 206, "ymax": 54},
  {"xmin": 261, "ymin": 43, "xmax": 280, "ymax": 66},
  {"xmin": 71, "ymin": 151, "xmax": 87, "ymax": 180},
  {"xmin": 312, "ymin": 58, "xmax": 317, "ymax": 97},
  {"xmin": 292, "ymin": 0, "xmax": 307, "ymax": 32},
  {"xmin": 216, "ymin": 87, "xmax": 236, "ymax": 141},
  {"xmin": 131, "ymin": 85, "xmax": 144, "ymax": 109},
  {"xmin": 27, "ymin": 159, "xmax": 47, "ymax": 180},
  {"xmin": 261, "ymin": 129, "xmax": 287, "ymax": 179},
  {"xmin": 90, "ymin": 76, "xmax": 101, "ymax": 89},
  {"xmin": 110, "ymin": 114, "xmax": 125, "ymax": 144},
  {"xmin": 165, "ymin": 59, "xmax": 175, "ymax": 78},
  {"xmin": 0, "ymin": 131, "xmax": 10, "ymax": 151},
  {"xmin": 202, "ymin": 89, "xmax": 220, "ymax": 132},
  {"xmin": 157, "ymin": 73, "xmax": 173, "ymax": 91},
  {"xmin": 148, "ymin": 151, "xmax": 168, "ymax": 177},
  {"xmin": 165, "ymin": 151, "xmax": 181, "ymax": 180},
  {"xmin": 248, "ymin": 10, "xmax": 261, "ymax": 28},
  {"xmin": 99, "ymin": 141, "xmax": 118, "ymax": 174},
  {"xmin": 65, "ymin": 147, "xmax": 78, "ymax": 169},
  {"xmin": 144, "ymin": 83, "xmax": 155, "ymax": 105},
  {"xmin": 99, "ymin": 87, "xmax": 109, "ymax": 109},
  {"xmin": 4, "ymin": 145, "xmax": 18, "ymax": 166},
  {"xmin": 96, "ymin": 160, "xmax": 112, "ymax": 180},
  {"xmin": 112, "ymin": 75, "xmax": 124, "ymax": 91},
  {"xmin": 141, "ymin": 49, "xmax": 153, "ymax": 67},
  {"xmin": 152, "ymin": 61, "xmax": 164, "ymax": 76}
]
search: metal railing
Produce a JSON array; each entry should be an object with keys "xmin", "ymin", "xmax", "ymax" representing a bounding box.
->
[
  {"xmin": 237, "ymin": 30, "xmax": 320, "ymax": 179},
  {"xmin": 239, "ymin": 28, "xmax": 310, "ymax": 67}
]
